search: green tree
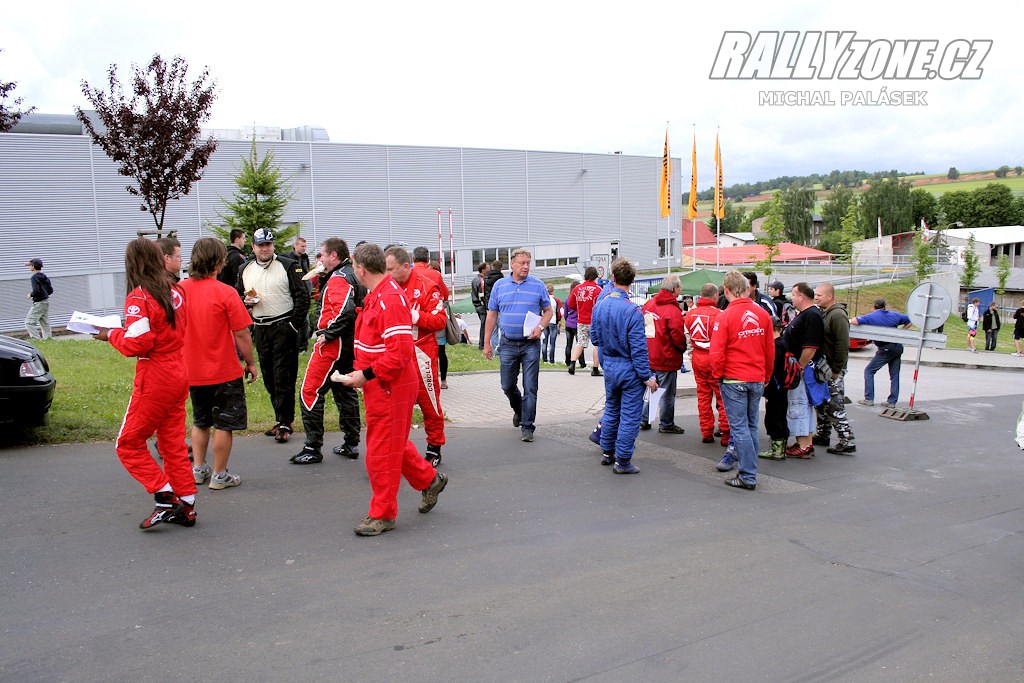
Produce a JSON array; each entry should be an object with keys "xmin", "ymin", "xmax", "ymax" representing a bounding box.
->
[
  {"xmin": 937, "ymin": 190, "xmax": 975, "ymax": 228},
  {"xmin": 971, "ymin": 183, "xmax": 1017, "ymax": 227},
  {"xmin": 996, "ymin": 254, "xmax": 1011, "ymax": 299},
  {"xmin": 754, "ymin": 192, "xmax": 785, "ymax": 277},
  {"xmin": 910, "ymin": 188, "xmax": 939, "ymax": 229},
  {"xmin": 835, "ymin": 201, "xmax": 862, "ymax": 282},
  {"xmin": 820, "ymin": 185, "xmax": 856, "ymax": 236},
  {"xmin": 0, "ymin": 49, "xmax": 36, "ymax": 132},
  {"xmin": 911, "ymin": 231, "xmax": 935, "ymax": 283},
  {"xmin": 76, "ymin": 54, "xmax": 217, "ymax": 232},
  {"xmin": 1015, "ymin": 166, "xmax": 1022, "ymax": 177},
  {"xmin": 738, "ymin": 199, "xmax": 772, "ymax": 233},
  {"xmin": 947, "ymin": 167, "xmax": 960, "ymax": 180},
  {"xmin": 960, "ymin": 232, "xmax": 981, "ymax": 290},
  {"xmin": 859, "ymin": 176, "xmax": 913, "ymax": 237},
  {"xmin": 210, "ymin": 138, "xmax": 299, "ymax": 252},
  {"xmin": 780, "ymin": 186, "xmax": 815, "ymax": 244},
  {"xmin": 995, "ymin": 165, "xmax": 1011, "ymax": 178}
]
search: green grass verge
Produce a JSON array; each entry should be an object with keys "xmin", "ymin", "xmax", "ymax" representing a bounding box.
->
[{"xmin": 10, "ymin": 339, "xmax": 502, "ymax": 447}]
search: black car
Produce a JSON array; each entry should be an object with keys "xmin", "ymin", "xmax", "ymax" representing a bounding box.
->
[{"xmin": 0, "ymin": 335, "xmax": 56, "ymax": 426}]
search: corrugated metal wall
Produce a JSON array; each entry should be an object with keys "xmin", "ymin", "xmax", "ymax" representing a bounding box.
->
[{"xmin": 0, "ymin": 133, "xmax": 679, "ymax": 331}]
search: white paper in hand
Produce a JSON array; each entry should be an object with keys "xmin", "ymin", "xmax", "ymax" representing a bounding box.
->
[
  {"xmin": 645, "ymin": 386, "xmax": 666, "ymax": 425},
  {"xmin": 523, "ymin": 310, "xmax": 542, "ymax": 336},
  {"xmin": 67, "ymin": 311, "xmax": 123, "ymax": 335}
]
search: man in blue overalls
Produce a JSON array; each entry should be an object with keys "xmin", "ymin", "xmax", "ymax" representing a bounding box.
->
[{"xmin": 590, "ymin": 258, "xmax": 659, "ymax": 474}]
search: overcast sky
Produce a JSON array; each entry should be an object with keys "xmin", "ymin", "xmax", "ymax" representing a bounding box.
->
[{"xmin": 4, "ymin": 1, "xmax": 1021, "ymax": 188}]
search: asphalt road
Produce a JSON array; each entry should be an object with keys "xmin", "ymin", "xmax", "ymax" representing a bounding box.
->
[{"xmin": 2, "ymin": 364, "xmax": 1023, "ymax": 682}]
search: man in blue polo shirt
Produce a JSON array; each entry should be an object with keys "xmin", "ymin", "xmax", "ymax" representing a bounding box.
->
[
  {"xmin": 483, "ymin": 248, "xmax": 553, "ymax": 442},
  {"xmin": 851, "ymin": 298, "xmax": 911, "ymax": 408}
]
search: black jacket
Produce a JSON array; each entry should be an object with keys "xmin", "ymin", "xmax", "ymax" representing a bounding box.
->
[
  {"xmin": 218, "ymin": 245, "xmax": 245, "ymax": 288},
  {"xmin": 483, "ymin": 270, "xmax": 504, "ymax": 307},
  {"xmin": 982, "ymin": 308, "xmax": 1000, "ymax": 331}
]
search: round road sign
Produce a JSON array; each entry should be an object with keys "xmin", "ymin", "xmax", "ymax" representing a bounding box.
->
[{"xmin": 905, "ymin": 282, "xmax": 952, "ymax": 331}]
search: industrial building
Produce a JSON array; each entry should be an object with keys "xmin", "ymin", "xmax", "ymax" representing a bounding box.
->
[{"xmin": 0, "ymin": 114, "xmax": 681, "ymax": 331}]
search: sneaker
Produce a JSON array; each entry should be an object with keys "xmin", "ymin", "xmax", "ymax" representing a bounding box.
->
[
  {"xmin": 701, "ymin": 436, "xmax": 715, "ymax": 444},
  {"xmin": 679, "ymin": 366, "xmax": 690, "ymax": 373},
  {"xmin": 640, "ymin": 421, "xmax": 651, "ymax": 431},
  {"xmin": 275, "ymin": 424, "xmax": 293, "ymax": 443},
  {"xmin": 785, "ymin": 443, "xmax": 815, "ymax": 459},
  {"xmin": 857, "ymin": 399, "xmax": 875, "ymax": 407},
  {"xmin": 826, "ymin": 443, "xmax": 857, "ymax": 455},
  {"xmin": 658, "ymin": 424, "xmax": 685, "ymax": 434},
  {"xmin": 425, "ymin": 444, "xmax": 442, "ymax": 468},
  {"xmin": 418, "ymin": 472, "xmax": 448, "ymax": 513},
  {"xmin": 440, "ymin": 381, "xmax": 448, "ymax": 389},
  {"xmin": 812, "ymin": 435, "xmax": 830, "ymax": 447},
  {"xmin": 613, "ymin": 459, "xmax": 639, "ymax": 474},
  {"xmin": 333, "ymin": 443, "xmax": 360, "ymax": 459},
  {"xmin": 290, "ymin": 446, "xmax": 323, "ymax": 465},
  {"xmin": 588, "ymin": 426, "xmax": 601, "ymax": 445},
  {"xmin": 264, "ymin": 423, "xmax": 281, "ymax": 437},
  {"xmin": 165, "ymin": 499, "xmax": 196, "ymax": 527},
  {"xmin": 715, "ymin": 447, "xmax": 738, "ymax": 472},
  {"xmin": 139, "ymin": 491, "xmax": 185, "ymax": 530},
  {"xmin": 713, "ymin": 429, "xmax": 722, "ymax": 437},
  {"xmin": 193, "ymin": 464, "xmax": 212, "ymax": 485},
  {"xmin": 601, "ymin": 451, "xmax": 615, "ymax": 466},
  {"xmin": 724, "ymin": 476, "xmax": 756, "ymax": 491},
  {"xmin": 521, "ymin": 432, "xmax": 535, "ymax": 442},
  {"xmin": 513, "ymin": 412, "xmax": 521, "ymax": 428},
  {"xmin": 567, "ymin": 360, "xmax": 576, "ymax": 375},
  {"xmin": 591, "ymin": 367, "xmax": 603, "ymax": 377},
  {"xmin": 885, "ymin": 402, "xmax": 897, "ymax": 409},
  {"xmin": 354, "ymin": 516, "xmax": 395, "ymax": 536},
  {"xmin": 209, "ymin": 470, "xmax": 241, "ymax": 490}
]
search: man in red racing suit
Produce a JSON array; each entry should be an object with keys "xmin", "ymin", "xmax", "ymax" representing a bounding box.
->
[
  {"xmin": 684, "ymin": 283, "xmax": 730, "ymax": 445},
  {"xmin": 336, "ymin": 243, "xmax": 447, "ymax": 537},
  {"xmin": 385, "ymin": 246, "xmax": 447, "ymax": 466},
  {"xmin": 292, "ymin": 238, "xmax": 357, "ymax": 464}
]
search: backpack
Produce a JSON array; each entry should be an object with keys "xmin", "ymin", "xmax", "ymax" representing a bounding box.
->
[
  {"xmin": 961, "ymin": 308, "xmax": 968, "ymax": 322},
  {"xmin": 781, "ymin": 351, "xmax": 802, "ymax": 390},
  {"xmin": 779, "ymin": 302, "xmax": 796, "ymax": 327}
]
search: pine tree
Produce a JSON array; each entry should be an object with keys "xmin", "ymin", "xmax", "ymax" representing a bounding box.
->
[{"xmin": 211, "ymin": 138, "xmax": 299, "ymax": 252}]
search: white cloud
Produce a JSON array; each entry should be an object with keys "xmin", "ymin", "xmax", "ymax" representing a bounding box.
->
[{"xmin": 3, "ymin": 0, "xmax": 1021, "ymax": 186}]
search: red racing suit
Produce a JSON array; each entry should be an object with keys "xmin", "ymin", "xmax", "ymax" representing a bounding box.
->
[
  {"xmin": 354, "ymin": 275, "xmax": 437, "ymax": 520},
  {"xmin": 398, "ymin": 270, "xmax": 447, "ymax": 447},
  {"xmin": 684, "ymin": 298, "xmax": 730, "ymax": 443},
  {"xmin": 299, "ymin": 267, "xmax": 356, "ymax": 449},
  {"xmin": 108, "ymin": 285, "xmax": 195, "ymax": 497}
]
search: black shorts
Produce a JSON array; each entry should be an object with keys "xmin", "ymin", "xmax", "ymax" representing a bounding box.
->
[
  {"xmin": 190, "ymin": 377, "xmax": 248, "ymax": 431},
  {"xmin": 1015, "ymin": 329, "xmax": 1024, "ymax": 341}
]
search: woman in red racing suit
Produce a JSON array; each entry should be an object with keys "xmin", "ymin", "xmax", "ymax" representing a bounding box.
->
[{"xmin": 95, "ymin": 238, "xmax": 196, "ymax": 530}]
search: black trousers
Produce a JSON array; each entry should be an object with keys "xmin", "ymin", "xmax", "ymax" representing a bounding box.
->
[
  {"xmin": 254, "ymin": 319, "xmax": 300, "ymax": 426},
  {"xmin": 762, "ymin": 379, "xmax": 789, "ymax": 441},
  {"xmin": 329, "ymin": 346, "xmax": 361, "ymax": 446}
]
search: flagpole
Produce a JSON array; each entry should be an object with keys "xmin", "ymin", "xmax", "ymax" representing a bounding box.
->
[{"xmin": 689, "ymin": 125, "xmax": 698, "ymax": 272}]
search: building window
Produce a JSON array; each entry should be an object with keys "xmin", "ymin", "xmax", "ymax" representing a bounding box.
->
[{"xmin": 658, "ymin": 238, "xmax": 676, "ymax": 258}]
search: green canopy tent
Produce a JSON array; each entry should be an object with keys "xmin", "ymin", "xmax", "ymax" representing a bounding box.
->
[{"xmin": 643, "ymin": 269, "xmax": 726, "ymax": 297}]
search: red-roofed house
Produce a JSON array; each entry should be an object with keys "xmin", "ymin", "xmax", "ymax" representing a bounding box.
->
[{"xmin": 681, "ymin": 242, "xmax": 833, "ymax": 267}]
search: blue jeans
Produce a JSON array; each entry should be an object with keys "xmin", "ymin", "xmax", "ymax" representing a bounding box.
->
[
  {"xmin": 720, "ymin": 381, "xmax": 763, "ymax": 485},
  {"xmin": 642, "ymin": 370, "xmax": 677, "ymax": 428},
  {"xmin": 864, "ymin": 344, "xmax": 903, "ymax": 405},
  {"xmin": 598, "ymin": 357, "xmax": 647, "ymax": 459},
  {"xmin": 498, "ymin": 336, "xmax": 541, "ymax": 433},
  {"xmin": 542, "ymin": 323, "xmax": 559, "ymax": 362}
]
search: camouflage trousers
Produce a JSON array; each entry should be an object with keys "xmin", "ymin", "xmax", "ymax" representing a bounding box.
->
[{"xmin": 815, "ymin": 371, "xmax": 855, "ymax": 446}]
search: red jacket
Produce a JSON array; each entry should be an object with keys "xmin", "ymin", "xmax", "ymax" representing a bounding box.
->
[
  {"xmin": 684, "ymin": 298, "xmax": 721, "ymax": 354},
  {"xmin": 413, "ymin": 262, "xmax": 450, "ymax": 301},
  {"xmin": 642, "ymin": 288, "xmax": 686, "ymax": 371},
  {"xmin": 709, "ymin": 297, "xmax": 774, "ymax": 383},
  {"xmin": 398, "ymin": 270, "xmax": 446, "ymax": 355}
]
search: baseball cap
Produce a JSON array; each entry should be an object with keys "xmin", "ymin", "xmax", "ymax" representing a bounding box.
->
[
  {"xmin": 26, "ymin": 258, "xmax": 43, "ymax": 269},
  {"xmin": 769, "ymin": 280, "xmax": 784, "ymax": 291},
  {"xmin": 253, "ymin": 229, "xmax": 275, "ymax": 245}
]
